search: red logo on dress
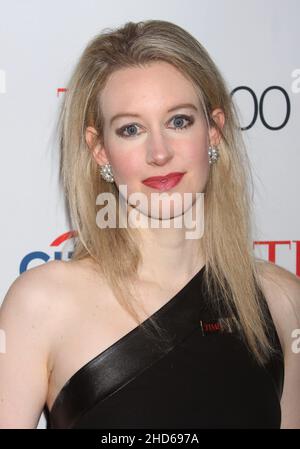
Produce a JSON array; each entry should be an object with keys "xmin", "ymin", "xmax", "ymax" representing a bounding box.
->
[{"xmin": 200, "ymin": 318, "xmax": 234, "ymax": 336}]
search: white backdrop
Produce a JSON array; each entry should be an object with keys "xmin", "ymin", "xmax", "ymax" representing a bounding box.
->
[{"xmin": 0, "ymin": 0, "xmax": 299, "ymax": 428}]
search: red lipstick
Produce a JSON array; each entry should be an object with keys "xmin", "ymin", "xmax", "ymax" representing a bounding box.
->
[{"xmin": 142, "ymin": 172, "xmax": 185, "ymax": 191}]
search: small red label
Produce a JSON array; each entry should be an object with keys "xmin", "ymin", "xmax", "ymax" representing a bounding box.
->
[{"xmin": 200, "ymin": 318, "xmax": 234, "ymax": 336}]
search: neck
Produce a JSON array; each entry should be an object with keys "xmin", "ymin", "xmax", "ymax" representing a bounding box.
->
[
  {"xmin": 136, "ymin": 227, "xmax": 204, "ymax": 285},
  {"xmin": 131, "ymin": 198, "xmax": 205, "ymax": 286}
]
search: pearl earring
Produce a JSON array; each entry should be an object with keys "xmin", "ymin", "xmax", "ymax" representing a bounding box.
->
[
  {"xmin": 99, "ymin": 163, "xmax": 114, "ymax": 183},
  {"xmin": 208, "ymin": 145, "xmax": 220, "ymax": 164}
]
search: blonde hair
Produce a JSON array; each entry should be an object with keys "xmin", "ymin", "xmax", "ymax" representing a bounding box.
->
[{"xmin": 56, "ymin": 19, "xmax": 277, "ymax": 364}]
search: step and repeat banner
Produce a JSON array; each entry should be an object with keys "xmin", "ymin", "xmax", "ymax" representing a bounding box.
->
[{"xmin": 0, "ymin": 0, "xmax": 299, "ymax": 428}]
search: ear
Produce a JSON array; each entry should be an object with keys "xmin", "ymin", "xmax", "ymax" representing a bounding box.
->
[
  {"xmin": 208, "ymin": 108, "xmax": 225, "ymax": 146},
  {"xmin": 85, "ymin": 126, "xmax": 110, "ymax": 165}
]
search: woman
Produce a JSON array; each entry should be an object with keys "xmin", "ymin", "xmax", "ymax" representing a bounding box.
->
[{"xmin": 0, "ymin": 19, "xmax": 299, "ymax": 429}]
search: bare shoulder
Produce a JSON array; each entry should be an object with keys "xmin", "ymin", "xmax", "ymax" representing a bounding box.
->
[
  {"xmin": 2, "ymin": 260, "xmax": 68, "ymax": 316},
  {"xmin": 256, "ymin": 258, "xmax": 300, "ymax": 308},
  {"xmin": 4, "ymin": 259, "xmax": 69, "ymax": 292},
  {"xmin": 0, "ymin": 258, "xmax": 103, "ymax": 428},
  {"xmin": 1, "ymin": 260, "xmax": 76, "ymax": 326},
  {"xmin": 256, "ymin": 258, "xmax": 300, "ymax": 287},
  {"xmin": 2, "ymin": 257, "xmax": 98, "ymax": 307},
  {"xmin": 255, "ymin": 259, "xmax": 300, "ymax": 354},
  {"xmin": 256, "ymin": 259, "xmax": 300, "ymax": 428},
  {"xmin": 0, "ymin": 259, "xmax": 79, "ymax": 374},
  {"xmin": 0, "ymin": 261, "xmax": 69, "ymax": 428},
  {"xmin": 1, "ymin": 257, "xmax": 106, "ymax": 336},
  {"xmin": 256, "ymin": 259, "xmax": 300, "ymax": 317}
]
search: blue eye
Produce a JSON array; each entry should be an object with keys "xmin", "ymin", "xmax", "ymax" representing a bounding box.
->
[
  {"xmin": 121, "ymin": 124, "xmax": 138, "ymax": 137},
  {"xmin": 116, "ymin": 114, "xmax": 194, "ymax": 138},
  {"xmin": 172, "ymin": 115, "xmax": 193, "ymax": 129}
]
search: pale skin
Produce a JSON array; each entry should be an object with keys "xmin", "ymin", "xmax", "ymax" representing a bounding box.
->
[{"xmin": 0, "ymin": 62, "xmax": 299, "ymax": 428}]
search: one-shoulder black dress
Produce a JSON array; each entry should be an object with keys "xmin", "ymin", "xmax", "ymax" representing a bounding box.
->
[{"xmin": 45, "ymin": 265, "xmax": 284, "ymax": 429}]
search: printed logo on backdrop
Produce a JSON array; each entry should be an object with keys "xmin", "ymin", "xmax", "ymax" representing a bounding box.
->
[
  {"xmin": 19, "ymin": 231, "xmax": 76, "ymax": 273},
  {"xmin": 230, "ymin": 70, "xmax": 300, "ymax": 130},
  {"xmin": 231, "ymin": 85, "xmax": 290, "ymax": 130},
  {"xmin": 253, "ymin": 240, "xmax": 300, "ymax": 277}
]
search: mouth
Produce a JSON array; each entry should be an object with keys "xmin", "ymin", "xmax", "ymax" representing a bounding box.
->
[{"xmin": 142, "ymin": 172, "xmax": 186, "ymax": 191}]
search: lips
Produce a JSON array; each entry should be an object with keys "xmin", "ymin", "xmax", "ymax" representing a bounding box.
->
[{"xmin": 142, "ymin": 172, "xmax": 185, "ymax": 191}]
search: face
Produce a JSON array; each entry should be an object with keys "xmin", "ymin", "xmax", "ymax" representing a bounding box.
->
[{"xmin": 87, "ymin": 61, "xmax": 223, "ymax": 221}]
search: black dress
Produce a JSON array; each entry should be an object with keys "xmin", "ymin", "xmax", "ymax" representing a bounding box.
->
[{"xmin": 45, "ymin": 265, "xmax": 284, "ymax": 429}]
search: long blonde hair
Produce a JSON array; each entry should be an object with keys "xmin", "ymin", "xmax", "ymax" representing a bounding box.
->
[{"xmin": 56, "ymin": 19, "xmax": 276, "ymax": 364}]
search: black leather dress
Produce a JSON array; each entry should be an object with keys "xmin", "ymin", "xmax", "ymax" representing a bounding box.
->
[{"xmin": 45, "ymin": 265, "xmax": 284, "ymax": 429}]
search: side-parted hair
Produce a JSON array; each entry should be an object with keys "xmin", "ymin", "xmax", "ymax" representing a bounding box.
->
[{"xmin": 56, "ymin": 19, "xmax": 276, "ymax": 364}]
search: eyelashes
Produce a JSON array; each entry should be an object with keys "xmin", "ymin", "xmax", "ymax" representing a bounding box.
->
[{"xmin": 115, "ymin": 114, "xmax": 195, "ymax": 138}]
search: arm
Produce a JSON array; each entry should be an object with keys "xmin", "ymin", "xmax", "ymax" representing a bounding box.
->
[
  {"xmin": 0, "ymin": 264, "xmax": 58, "ymax": 428},
  {"xmin": 257, "ymin": 261, "xmax": 300, "ymax": 429}
]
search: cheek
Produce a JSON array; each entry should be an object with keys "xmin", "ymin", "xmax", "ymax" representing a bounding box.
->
[
  {"xmin": 190, "ymin": 144, "xmax": 208, "ymax": 165},
  {"xmin": 183, "ymin": 137, "xmax": 210, "ymax": 191},
  {"xmin": 102, "ymin": 133, "xmax": 141, "ymax": 183},
  {"xmin": 109, "ymin": 151, "xmax": 141, "ymax": 183},
  {"xmin": 183, "ymin": 133, "xmax": 209, "ymax": 168}
]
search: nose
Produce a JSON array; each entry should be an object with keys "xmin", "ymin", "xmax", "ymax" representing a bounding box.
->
[{"xmin": 145, "ymin": 128, "xmax": 174, "ymax": 166}]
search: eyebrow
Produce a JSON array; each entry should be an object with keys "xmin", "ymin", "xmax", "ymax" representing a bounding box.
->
[{"xmin": 109, "ymin": 103, "xmax": 198, "ymax": 126}]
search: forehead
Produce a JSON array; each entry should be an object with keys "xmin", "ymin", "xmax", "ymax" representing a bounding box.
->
[{"xmin": 100, "ymin": 61, "xmax": 199, "ymax": 114}]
